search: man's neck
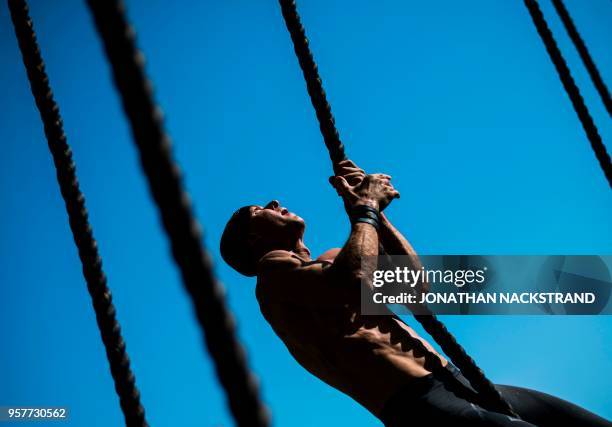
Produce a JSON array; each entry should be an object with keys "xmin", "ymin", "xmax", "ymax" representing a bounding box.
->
[{"xmin": 292, "ymin": 239, "xmax": 311, "ymax": 261}]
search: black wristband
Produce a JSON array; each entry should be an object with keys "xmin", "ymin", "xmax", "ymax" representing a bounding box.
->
[
  {"xmin": 353, "ymin": 204, "xmax": 378, "ymax": 214},
  {"xmin": 351, "ymin": 204, "xmax": 380, "ymax": 230},
  {"xmin": 353, "ymin": 217, "xmax": 380, "ymax": 230}
]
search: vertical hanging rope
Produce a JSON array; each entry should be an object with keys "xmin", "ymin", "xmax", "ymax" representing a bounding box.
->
[
  {"xmin": 412, "ymin": 311, "xmax": 516, "ymax": 416},
  {"xmin": 84, "ymin": 1, "xmax": 269, "ymax": 426},
  {"xmin": 552, "ymin": 0, "xmax": 612, "ymax": 117},
  {"xmin": 524, "ymin": 0, "xmax": 612, "ymax": 188},
  {"xmin": 278, "ymin": 0, "xmax": 347, "ymax": 172},
  {"xmin": 8, "ymin": 1, "xmax": 148, "ymax": 426},
  {"xmin": 278, "ymin": 0, "xmax": 519, "ymax": 418}
]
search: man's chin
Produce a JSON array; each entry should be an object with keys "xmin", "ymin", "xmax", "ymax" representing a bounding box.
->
[{"xmin": 291, "ymin": 216, "xmax": 306, "ymax": 234}]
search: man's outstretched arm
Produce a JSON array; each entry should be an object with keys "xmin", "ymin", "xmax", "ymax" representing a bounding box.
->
[
  {"xmin": 331, "ymin": 160, "xmax": 427, "ymax": 291},
  {"xmin": 379, "ymin": 212, "xmax": 424, "ymax": 270},
  {"xmin": 378, "ymin": 211, "xmax": 429, "ymax": 294},
  {"xmin": 331, "ymin": 161, "xmax": 420, "ymax": 258},
  {"xmin": 328, "ymin": 172, "xmax": 400, "ymax": 290}
]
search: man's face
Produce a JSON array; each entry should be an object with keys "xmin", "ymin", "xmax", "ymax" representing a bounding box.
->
[{"xmin": 249, "ymin": 200, "xmax": 305, "ymax": 242}]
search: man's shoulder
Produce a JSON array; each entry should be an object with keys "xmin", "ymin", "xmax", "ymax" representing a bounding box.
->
[
  {"xmin": 259, "ymin": 249, "xmax": 296, "ymax": 262},
  {"xmin": 258, "ymin": 250, "xmax": 302, "ymax": 272},
  {"xmin": 316, "ymin": 248, "xmax": 341, "ymax": 263},
  {"xmin": 258, "ymin": 250, "xmax": 332, "ymax": 273}
]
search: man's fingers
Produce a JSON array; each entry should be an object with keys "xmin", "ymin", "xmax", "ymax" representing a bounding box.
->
[
  {"xmin": 374, "ymin": 173, "xmax": 392, "ymax": 181},
  {"xmin": 337, "ymin": 160, "xmax": 365, "ymax": 175},
  {"xmin": 338, "ymin": 159, "xmax": 358, "ymax": 168},
  {"xmin": 336, "ymin": 160, "xmax": 356, "ymax": 173},
  {"xmin": 383, "ymin": 182, "xmax": 400, "ymax": 199},
  {"xmin": 331, "ymin": 176, "xmax": 351, "ymax": 194},
  {"xmin": 343, "ymin": 171, "xmax": 365, "ymax": 185},
  {"xmin": 387, "ymin": 191, "xmax": 400, "ymax": 200},
  {"xmin": 339, "ymin": 166, "xmax": 364, "ymax": 176},
  {"xmin": 344, "ymin": 172, "xmax": 362, "ymax": 178}
]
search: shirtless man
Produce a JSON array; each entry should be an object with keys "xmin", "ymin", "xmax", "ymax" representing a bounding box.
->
[{"xmin": 220, "ymin": 160, "xmax": 610, "ymax": 427}]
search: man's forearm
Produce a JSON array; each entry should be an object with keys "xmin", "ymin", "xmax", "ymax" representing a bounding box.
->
[
  {"xmin": 379, "ymin": 212, "xmax": 428, "ymax": 292},
  {"xmin": 331, "ymin": 213, "xmax": 420, "ymax": 283},
  {"xmin": 330, "ymin": 223, "xmax": 379, "ymax": 287},
  {"xmin": 379, "ymin": 213, "xmax": 418, "ymax": 258}
]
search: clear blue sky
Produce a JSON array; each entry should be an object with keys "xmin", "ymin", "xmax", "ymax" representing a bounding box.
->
[{"xmin": 1, "ymin": 0, "xmax": 610, "ymax": 425}]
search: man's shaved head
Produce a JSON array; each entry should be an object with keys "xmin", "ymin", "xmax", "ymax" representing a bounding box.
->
[
  {"xmin": 220, "ymin": 201, "xmax": 305, "ymax": 277},
  {"xmin": 220, "ymin": 206, "xmax": 257, "ymax": 277}
]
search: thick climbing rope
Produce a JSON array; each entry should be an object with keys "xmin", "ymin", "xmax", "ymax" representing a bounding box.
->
[
  {"xmin": 524, "ymin": 0, "xmax": 612, "ymax": 188},
  {"xmin": 278, "ymin": 0, "xmax": 347, "ymax": 172},
  {"xmin": 552, "ymin": 0, "xmax": 611, "ymax": 117},
  {"xmin": 84, "ymin": 1, "xmax": 269, "ymax": 426},
  {"xmin": 278, "ymin": 0, "xmax": 519, "ymax": 418},
  {"xmin": 8, "ymin": 1, "xmax": 147, "ymax": 426}
]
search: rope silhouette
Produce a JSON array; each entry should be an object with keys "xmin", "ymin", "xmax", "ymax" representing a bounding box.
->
[
  {"xmin": 278, "ymin": 0, "xmax": 519, "ymax": 418},
  {"xmin": 8, "ymin": 1, "xmax": 148, "ymax": 425},
  {"xmin": 524, "ymin": 0, "xmax": 612, "ymax": 188},
  {"xmin": 84, "ymin": 1, "xmax": 269, "ymax": 426},
  {"xmin": 552, "ymin": 0, "xmax": 611, "ymax": 117},
  {"xmin": 278, "ymin": 0, "xmax": 347, "ymax": 172}
]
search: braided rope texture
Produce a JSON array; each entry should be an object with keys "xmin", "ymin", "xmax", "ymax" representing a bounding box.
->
[
  {"xmin": 84, "ymin": 1, "xmax": 269, "ymax": 425},
  {"xmin": 415, "ymin": 311, "xmax": 519, "ymax": 417},
  {"xmin": 525, "ymin": 0, "xmax": 612, "ymax": 188},
  {"xmin": 552, "ymin": 0, "xmax": 611, "ymax": 117},
  {"xmin": 278, "ymin": 0, "xmax": 347, "ymax": 171},
  {"xmin": 8, "ymin": 1, "xmax": 148, "ymax": 425},
  {"xmin": 279, "ymin": 0, "xmax": 519, "ymax": 418}
]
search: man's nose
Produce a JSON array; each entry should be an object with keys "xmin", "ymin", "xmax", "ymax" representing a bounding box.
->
[{"xmin": 265, "ymin": 200, "xmax": 280, "ymax": 210}]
